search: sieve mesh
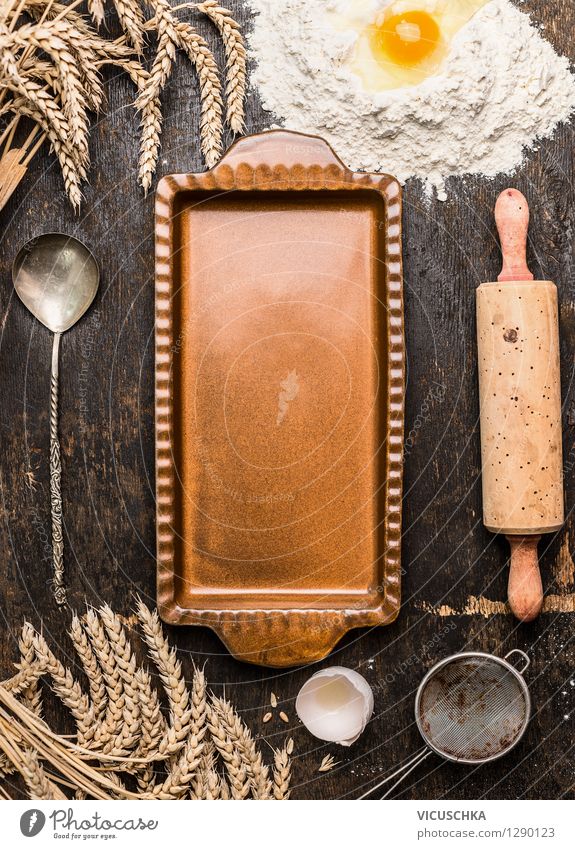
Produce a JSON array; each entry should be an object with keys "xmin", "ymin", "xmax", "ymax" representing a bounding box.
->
[{"xmin": 417, "ymin": 656, "xmax": 529, "ymax": 763}]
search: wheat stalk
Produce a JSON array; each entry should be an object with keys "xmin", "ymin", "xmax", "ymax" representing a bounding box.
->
[
  {"xmin": 2, "ymin": 87, "xmax": 84, "ymax": 208},
  {"xmin": 0, "ymin": 601, "xmax": 293, "ymax": 801},
  {"xmin": 0, "ymin": 691, "xmax": 139, "ymax": 800},
  {"xmin": 7, "ymin": 22, "xmax": 91, "ymax": 161},
  {"xmin": 197, "ymin": 1, "xmax": 245, "ymax": 134},
  {"xmin": 0, "ymin": 0, "xmax": 245, "ymax": 207}
]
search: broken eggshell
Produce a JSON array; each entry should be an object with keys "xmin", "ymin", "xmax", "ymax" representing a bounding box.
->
[{"xmin": 295, "ymin": 666, "xmax": 374, "ymax": 746}]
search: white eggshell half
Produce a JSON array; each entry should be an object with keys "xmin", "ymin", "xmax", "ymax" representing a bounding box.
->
[{"xmin": 295, "ymin": 666, "xmax": 374, "ymax": 747}]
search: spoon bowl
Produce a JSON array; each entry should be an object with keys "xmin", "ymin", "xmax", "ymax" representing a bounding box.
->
[{"xmin": 13, "ymin": 233, "xmax": 99, "ymax": 334}]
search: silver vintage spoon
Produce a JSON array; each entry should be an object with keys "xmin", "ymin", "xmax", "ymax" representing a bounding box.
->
[{"xmin": 13, "ymin": 233, "xmax": 100, "ymax": 606}]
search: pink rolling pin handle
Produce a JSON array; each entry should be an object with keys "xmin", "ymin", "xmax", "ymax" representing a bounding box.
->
[
  {"xmin": 506, "ymin": 535, "xmax": 543, "ymax": 623},
  {"xmin": 495, "ymin": 189, "xmax": 534, "ymax": 283}
]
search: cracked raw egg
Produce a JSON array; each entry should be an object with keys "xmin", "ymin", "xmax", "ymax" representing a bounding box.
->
[{"xmin": 335, "ymin": 0, "xmax": 489, "ymax": 91}]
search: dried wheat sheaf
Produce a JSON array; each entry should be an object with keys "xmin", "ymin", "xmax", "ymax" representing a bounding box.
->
[
  {"xmin": 0, "ymin": 600, "xmax": 292, "ymax": 800},
  {"xmin": 0, "ymin": 0, "xmax": 246, "ymax": 209}
]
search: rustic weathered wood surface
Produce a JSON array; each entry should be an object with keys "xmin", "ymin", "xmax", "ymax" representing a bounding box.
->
[{"xmin": 0, "ymin": 0, "xmax": 574, "ymax": 800}]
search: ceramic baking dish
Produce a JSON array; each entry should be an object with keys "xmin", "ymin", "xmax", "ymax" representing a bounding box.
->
[{"xmin": 155, "ymin": 130, "xmax": 404, "ymax": 667}]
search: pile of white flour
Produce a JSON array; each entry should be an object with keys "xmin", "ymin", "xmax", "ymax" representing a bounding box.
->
[{"xmin": 246, "ymin": 0, "xmax": 575, "ymax": 199}]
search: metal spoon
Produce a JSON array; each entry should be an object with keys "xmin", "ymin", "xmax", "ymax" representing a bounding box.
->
[{"xmin": 13, "ymin": 233, "xmax": 99, "ymax": 606}]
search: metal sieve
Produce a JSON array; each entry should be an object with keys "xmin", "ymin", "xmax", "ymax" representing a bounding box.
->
[{"xmin": 360, "ymin": 650, "xmax": 531, "ymax": 799}]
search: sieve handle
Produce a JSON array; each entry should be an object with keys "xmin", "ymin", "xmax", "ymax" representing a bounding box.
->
[
  {"xmin": 358, "ymin": 748, "xmax": 432, "ymax": 800},
  {"xmin": 381, "ymin": 749, "xmax": 432, "ymax": 800},
  {"xmin": 504, "ymin": 649, "xmax": 530, "ymax": 675}
]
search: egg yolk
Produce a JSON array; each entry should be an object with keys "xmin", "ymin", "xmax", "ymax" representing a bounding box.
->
[{"xmin": 370, "ymin": 10, "xmax": 442, "ymax": 68}]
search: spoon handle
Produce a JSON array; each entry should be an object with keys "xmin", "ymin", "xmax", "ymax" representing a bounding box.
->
[{"xmin": 50, "ymin": 332, "xmax": 66, "ymax": 606}]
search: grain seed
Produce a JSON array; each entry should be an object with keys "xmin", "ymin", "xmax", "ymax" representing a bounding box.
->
[{"xmin": 318, "ymin": 754, "xmax": 339, "ymax": 773}]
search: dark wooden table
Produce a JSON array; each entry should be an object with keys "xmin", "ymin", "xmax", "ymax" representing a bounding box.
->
[{"xmin": 1, "ymin": 0, "xmax": 574, "ymax": 800}]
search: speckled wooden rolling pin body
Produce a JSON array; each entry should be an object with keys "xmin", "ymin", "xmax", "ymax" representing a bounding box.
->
[{"xmin": 477, "ymin": 189, "xmax": 564, "ymax": 622}]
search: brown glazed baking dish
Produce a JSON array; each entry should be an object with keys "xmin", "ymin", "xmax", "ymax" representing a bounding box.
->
[{"xmin": 155, "ymin": 129, "xmax": 404, "ymax": 667}]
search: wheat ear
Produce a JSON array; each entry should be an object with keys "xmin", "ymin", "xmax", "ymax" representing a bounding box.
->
[
  {"xmin": 141, "ymin": 0, "xmax": 223, "ymax": 170},
  {"xmin": 211, "ymin": 696, "xmax": 272, "ymax": 799},
  {"xmin": 111, "ymin": 58, "xmax": 159, "ymax": 193},
  {"xmin": 134, "ymin": 6, "xmax": 174, "ymax": 189},
  {"xmin": 10, "ymin": 24, "xmax": 90, "ymax": 167},
  {"xmin": 207, "ymin": 702, "xmax": 251, "ymax": 799},
  {"xmin": 134, "ymin": 666, "xmax": 165, "ymax": 792},
  {"xmin": 15, "ymin": 18, "xmax": 106, "ymax": 112},
  {"xmin": 99, "ymin": 604, "xmax": 141, "ymax": 755},
  {"xmin": 82, "ymin": 609, "xmax": 125, "ymax": 752},
  {"xmin": 171, "ymin": 19, "xmax": 223, "ymax": 167},
  {"xmin": 0, "ymin": 753, "xmax": 14, "ymax": 780},
  {"xmin": 69, "ymin": 614, "xmax": 107, "ymax": 722},
  {"xmin": 21, "ymin": 747, "xmax": 67, "ymax": 801},
  {"xmin": 136, "ymin": 599, "xmax": 192, "ymax": 757},
  {"xmin": 273, "ymin": 738, "xmax": 293, "ymax": 800},
  {"xmin": 0, "ymin": 49, "xmax": 84, "ymax": 207},
  {"xmin": 30, "ymin": 628, "xmax": 95, "ymax": 747},
  {"xmin": 147, "ymin": 665, "xmax": 206, "ymax": 799},
  {"xmin": 87, "ymin": 0, "xmax": 106, "ymax": 27},
  {"xmin": 2, "ymin": 662, "xmax": 46, "ymax": 699},
  {"xmin": 197, "ymin": 1, "xmax": 245, "ymax": 134},
  {"xmin": 191, "ymin": 739, "xmax": 221, "ymax": 799},
  {"xmin": 26, "ymin": 4, "xmax": 136, "ymax": 62},
  {"xmin": 43, "ymin": 18, "xmax": 108, "ymax": 113},
  {"xmin": 4, "ymin": 92, "xmax": 83, "ymax": 209},
  {"xmin": 113, "ymin": 0, "xmax": 146, "ymax": 54},
  {"xmin": 17, "ymin": 623, "xmax": 43, "ymax": 718}
]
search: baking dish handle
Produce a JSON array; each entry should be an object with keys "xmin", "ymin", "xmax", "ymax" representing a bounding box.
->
[
  {"xmin": 214, "ymin": 611, "xmax": 359, "ymax": 668},
  {"xmin": 160, "ymin": 604, "xmax": 379, "ymax": 668},
  {"xmin": 217, "ymin": 128, "xmax": 348, "ymax": 172}
]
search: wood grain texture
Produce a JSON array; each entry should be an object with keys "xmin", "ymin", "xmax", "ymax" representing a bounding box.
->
[{"xmin": 0, "ymin": 1, "xmax": 574, "ymax": 799}]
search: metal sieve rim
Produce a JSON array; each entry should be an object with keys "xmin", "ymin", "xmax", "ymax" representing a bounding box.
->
[{"xmin": 414, "ymin": 651, "xmax": 531, "ymax": 765}]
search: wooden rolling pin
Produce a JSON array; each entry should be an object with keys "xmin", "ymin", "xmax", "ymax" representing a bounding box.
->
[{"xmin": 476, "ymin": 189, "xmax": 564, "ymax": 622}]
